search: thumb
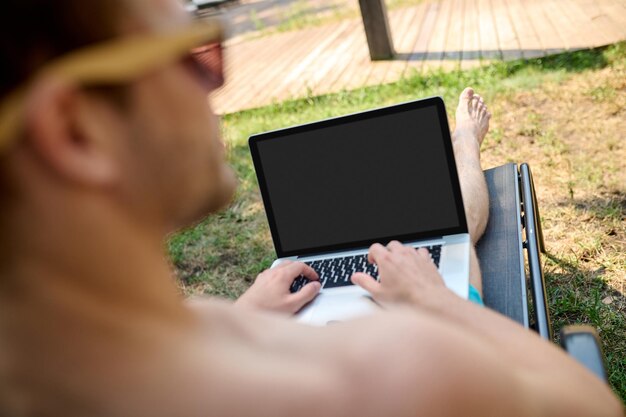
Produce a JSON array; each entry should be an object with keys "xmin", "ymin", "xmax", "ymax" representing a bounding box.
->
[
  {"xmin": 287, "ymin": 281, "xmax": 321, "ymax": 312},
  {"xmin": 351, "ymin": 272, "xmax": 381, "ymax": 296}
]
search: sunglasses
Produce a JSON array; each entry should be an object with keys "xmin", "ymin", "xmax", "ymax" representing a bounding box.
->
[{"xmin": 0, "ymin": 19, "xmax": 225, "ymax": 153}]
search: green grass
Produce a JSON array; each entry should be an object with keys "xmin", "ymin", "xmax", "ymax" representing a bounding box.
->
[{"xmin": 169, "ymin": 43, "xmax": 626, "ymax": 400}]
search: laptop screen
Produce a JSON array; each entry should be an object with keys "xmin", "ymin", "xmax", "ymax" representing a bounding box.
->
[{"xmin": 249, "ymin": 97, "xmax": 468, "ymax": 258}]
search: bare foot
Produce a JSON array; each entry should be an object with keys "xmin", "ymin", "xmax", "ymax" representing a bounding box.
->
[{"xmin": 454, "ymin": 87, "xmax": 491, "ymax": 147}]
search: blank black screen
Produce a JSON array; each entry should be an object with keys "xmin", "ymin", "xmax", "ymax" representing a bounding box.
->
[{"xmin": 254, "ymin": 104, "xmax": 462, "ymax": 254}]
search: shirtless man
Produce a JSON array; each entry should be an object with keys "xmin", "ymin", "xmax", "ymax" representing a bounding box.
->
[{"xmin": 0, "ymin": 0, "xmax": 621, "ymax": 416}]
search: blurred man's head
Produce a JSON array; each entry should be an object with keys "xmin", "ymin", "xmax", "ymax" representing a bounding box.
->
[{"xmin": 0, "ymin": 0, "xmax": 236, "ymax": 236}]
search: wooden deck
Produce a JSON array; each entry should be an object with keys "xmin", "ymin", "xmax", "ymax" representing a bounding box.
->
[{"xmin": 211, "ymin": 0, "xmax": 626, "ymax": 114}]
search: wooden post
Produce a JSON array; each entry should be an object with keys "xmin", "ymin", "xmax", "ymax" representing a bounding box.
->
[{"xmin": 358, "ymin": 0, "xmax": 395, "ymax": 60}]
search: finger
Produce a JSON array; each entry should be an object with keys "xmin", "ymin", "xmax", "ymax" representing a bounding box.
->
[
  {"xmin": 415, "ymin": 247, "xmax": 434, "ymax": 263},
  {"xmin": 287, "ymin": 281, "xmax": 321, "ymax": 312},
  {"xmin": 416, "ymin": 248, "xmax": 440, "ymax": 269},
  {"xmin": 275, "ymin": 260, "xmax": 293, "ymax": 268},
  {"xmin": 368, "ymin": 243, "xmax": 388, "ymax": 265},
  {"xmin": 280, "ymin": 261, "xmax": 319, "ymax": 282},
  {"xmin": 351, "ymin": 272, "xmax": 381, "ymax": 296},
  {"xmin": 387, "ymin": 240, "xmax": 404, "ymax": 253}
]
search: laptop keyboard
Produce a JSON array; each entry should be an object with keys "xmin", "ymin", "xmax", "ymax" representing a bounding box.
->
[{"xmin": 289, "ymin": 244, "xmax": 441, "ymax": 293}]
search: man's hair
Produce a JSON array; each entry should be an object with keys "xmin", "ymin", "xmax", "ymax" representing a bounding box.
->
[
  {"xmin": 0, "ymin": 0, "xmax": 124, "ymax": 98},
  {"xmin": 0, "ymin": 0, "xmax": 126, "ymax": 200}
]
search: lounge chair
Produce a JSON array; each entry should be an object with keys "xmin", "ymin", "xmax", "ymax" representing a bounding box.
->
[{"xmin": 478, "ymin": 163, "xmax": 607, "ymax": 381}]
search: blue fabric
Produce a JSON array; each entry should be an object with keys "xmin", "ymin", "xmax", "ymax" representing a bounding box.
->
[{"xmin": 468, "ymin": 284, "xmax": 484, "ymax": 306}]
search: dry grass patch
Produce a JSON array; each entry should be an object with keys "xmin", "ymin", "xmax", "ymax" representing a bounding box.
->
[{"xmin": 480, "ymin": 64, "xmax": 625, "ymax": 396}]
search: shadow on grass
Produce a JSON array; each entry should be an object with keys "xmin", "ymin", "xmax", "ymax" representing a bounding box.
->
[
  {"xmin": 512, "ymin": 47, "xmax": 609, "ymax": 73},
  {"xmin": 560, "ymin": 191, "xmax": 626, "ymax": 222},
  {"xmin": 394, "ymin": 47, "xmax": 609, "ymax": 70},
  {"xmin": 543, "ymin": 251, "xmax": 626, "ymax": 399}
]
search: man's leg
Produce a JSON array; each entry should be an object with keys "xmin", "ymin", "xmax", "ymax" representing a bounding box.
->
[{"xmin": 451, "ymin": 87, "xmax": 491, "ymax": 294}]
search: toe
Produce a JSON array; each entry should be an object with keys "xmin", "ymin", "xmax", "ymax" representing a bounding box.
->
[
  {"xmin": 472, "ymin": 96, "xmax": 479, "ymax": 113},
  {"xmin": 459, "ymin": 87, "xmax": 474, "ymax": 104}
]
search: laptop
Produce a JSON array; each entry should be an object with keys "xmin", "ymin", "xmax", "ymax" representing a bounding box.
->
[{"xmin": 249, "ymin": 97, "xmax": 470, "ymax": 325}]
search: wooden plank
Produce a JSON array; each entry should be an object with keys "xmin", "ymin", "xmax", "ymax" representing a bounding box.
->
[
  {"xmin": 223, "ymin": 32, "xmax": 303, "ymax": 104},
  {"xmin": 491, "ymin": 0, "xmax": 522, "ymax": 61},
  {"xmin": 361, "ymin": 8, "xmax": 413, "ymax": 86},
  {"xmin": 404, "ymin": 1, "xmax": 440, "ymax": 76},
  {"xmin": 542, "ymin": 0, "xmax": 590, "ymax": 51},
  {"xmin": 574, "ymin": 0, "xmax": 620, "ymax": 46},
  {"xmin": 267, "ymin": 20, "xmax": 354, "ymax": 101},
  {"xmin": 504, "ymin": 0, "xmax": 545, "ymax": 59},
  {"xmin": 252, "ymin": 23, "xmax": 344, "ymax": 106},
  {"xmin": 538, "ymin": 0, "xmax": 573, "ymax": 51},
  {"xmin": 365, "ymin": 6, "xmax": 422, "ymax": 85},
  {"xmin": 213, "ymin": 32, "xmax": 300, "ymax": 113},
  {"xmin": 219, "ymin": 35, "xmax": 281, "ymax": 84},
  {"xmin": 383, "ymin": 3, "xmax": 432, "ymax": 83},
  {"xmin": 280, "ymin": 21, "xmax": 357, "ymax": 99},
  {"xmin": 394, "ymin": 3, "xmax": 430, "ymax": 52},
  {"xmin": 526, "ymin": 0, "xmax": 565, "ymax": 55},
  {"xmin": 213, "ymin": 0, "xmax": 626, "ymax": 115},
  {"xmin": 360, "ymin": 62, "xmax": 389, "ymax": 89},
  {"xmin": 286, "ymin": 21, "xmax": 363, "ymax": 98},
  {"xmin": 334, "ymin": 40, "xmax": 376, "ymax": 91},
  {"xmin": 326, "ymin": 26, "xmax": 372, "ymax": 92},
  {"xmin": 476, "ymin": 0, "xmax": 501, "ymax": 61},
  {"xmin": 215, "ymin": 31, "xmax": 304, "ymax": 112},
  {"xmin": 250, "ymin": 28, "xmax": 331, "ymax": 104},
  {"xmin": 337, "ymin": 7, "xmax": 408, "ymax": 91},
  {"xmin": 461, "ymin": 0, "xmax": 482, "ymax": 69},
  {"xmin": 574, "ymin": 0, "xmax": 626, "ymax": 46},
  {"xmin": 315, "ymin": 24, "xmax": 370, "ymax": 95},
  {"xmin": 597, "ymin": 0, "xmax": 626, "ymax": 38},
  {"xmin": 441, "ymin": 0, "xmax": 465, "ymax": 71},
  {"xmin": 380, "ymin": 5, "xmax": 427, "ymax": 84},
  {"xmin": 423, "ymin": 0, "xmax": 454, "ymax": 71},
  {"xmin": 558, "ymin": 0, "xmax": 612, "ymax": 48}
]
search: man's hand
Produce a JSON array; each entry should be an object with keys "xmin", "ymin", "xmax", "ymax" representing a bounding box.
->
[
  {"xmin": 351, "ymin": 241, "xmax": 448, "ymax": 305},
  {"xmin": 235, "ymin": 261, "xmax": 321, "ymax": 314}
]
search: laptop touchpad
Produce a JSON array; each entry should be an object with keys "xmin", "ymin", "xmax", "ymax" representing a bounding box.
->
[{"xmin": 296, "ymin": 289, "xmax": 380, "ymax": 326}]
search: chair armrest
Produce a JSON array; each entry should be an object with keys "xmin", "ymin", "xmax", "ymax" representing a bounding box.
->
[
  {"xmin": 560, "ymin": 325, "xmax": 608, "ymax": 382},
  {"xmin": 520, "ymin": 163, "xmax": 552, "ymax": 340},
  {"xmin": 478, "ymin": 164, "xmax": 528, "ymax": 326}
]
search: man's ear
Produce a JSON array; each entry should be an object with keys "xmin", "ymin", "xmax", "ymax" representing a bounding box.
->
[{"xmin": 23, "ymin": 76, "xmax": 120, "ymax": 187}]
